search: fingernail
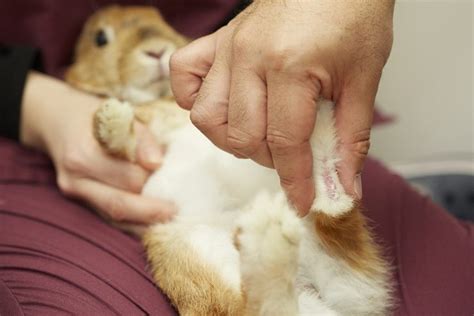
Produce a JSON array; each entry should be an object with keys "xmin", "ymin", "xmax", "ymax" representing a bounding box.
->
[
  {"xmin": 154, "ymin": 201, "xmax": 178, "ymax": 221},
  {"xmin": 354, "ymin": 174, "xmax": 363, "ymax": 200},
  {"xmin": 144, "ymin": 146, "xmax": 162, "ymax": 165}
]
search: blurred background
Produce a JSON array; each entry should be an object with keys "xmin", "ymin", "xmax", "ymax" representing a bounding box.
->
[{"xmin": 371, "ymin": 0, "xmax": 473, "ymax": 220}]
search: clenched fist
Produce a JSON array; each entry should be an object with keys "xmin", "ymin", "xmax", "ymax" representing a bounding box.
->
[{"xmin": 171, "ymin": 0, "xmax": 394, "ymax": 214}]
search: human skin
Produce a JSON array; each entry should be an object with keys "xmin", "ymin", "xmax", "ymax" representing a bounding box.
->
[
  {"xmin": 20, "ymin": 72, "xmax": 176, "ymax": 224},
  {"xmin": 170, "ymin": 0, "xmax": 395, "ymax": 215}
]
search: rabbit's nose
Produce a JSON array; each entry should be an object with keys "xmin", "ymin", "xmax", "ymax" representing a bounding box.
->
[{"xmin": 145, "ymin": 49, "xmax": 165, "ymax": 60}]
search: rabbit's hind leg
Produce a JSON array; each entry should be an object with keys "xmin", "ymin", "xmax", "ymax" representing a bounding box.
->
[
  {"xmin": 144, "ymin": 222, "xmax": 244, "ymax": 316},
  {"xmin": 235, "ymin": 192, "xmax": 303, "ymax": 316},
  {"xmin": 305, "ymin": 101, "xmax": 392, "ymax": 315}
]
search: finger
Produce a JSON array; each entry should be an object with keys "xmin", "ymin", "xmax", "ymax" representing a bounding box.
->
[
  {"xmin": 334, "ymin": 73, "xmax": 379, "ymax": 199},
  {"xmin": 71, "ymin": 178, "xmax": 177, "ymax": 224},
  {"xmin": 266, "ymin": 71, "xmax": 320, "ymax": 215},
  {"xmin": 227, "ymin": 65, "xmax": 273, "ymax": 168},
  {"xmin": 134, "ymin": 122, "xmax": 164, "ymax": 171},
  {"xmin": 170, "ymin": 33, "xmax": 217, "ymax": 110},
  {"xmin": 82, "ymin": 143, "xmax": 151, "ymax": 193},
  {"xmin": 189, "ymin": 29, "xmax": 233, "ymax": 153}
]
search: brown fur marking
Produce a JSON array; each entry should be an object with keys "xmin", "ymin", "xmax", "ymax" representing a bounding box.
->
[
  {"xmin": 143, "ymin": 225, "xmax": 244, "ymax": 316},
  {"xmin": 314, "ymin": 204, "xmax": 387, "ymax": 276}
]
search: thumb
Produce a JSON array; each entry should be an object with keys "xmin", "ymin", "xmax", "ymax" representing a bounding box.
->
[
  {"xmin": 170, "ymin": 33, "xmax": 217, "ymax": 110},
  {"xmin": 334, "ymin": 75, "xmax": 379, "ymax": 199},
  {"xmin": 134, "ymin": 122, "xmax": 164, "ymax": 171}
]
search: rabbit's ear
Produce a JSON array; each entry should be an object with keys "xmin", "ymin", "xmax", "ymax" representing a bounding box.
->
[{"xmin": 65, "ymin": 62, "xmax": 117, "ymax": 97}]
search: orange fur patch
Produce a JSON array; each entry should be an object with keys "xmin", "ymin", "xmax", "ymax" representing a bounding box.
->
[
  {"xmin": 143, "ymin": 225, "xmax": 244, "ymax": 316},
  {"xmin": 314, "ymin": 204, "xmax": 387, "ymax": 276}
]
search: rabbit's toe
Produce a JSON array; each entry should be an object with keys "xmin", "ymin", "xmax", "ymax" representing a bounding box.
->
[{"xmin": 94, "ymin": 98, "xmax": 136, "ymax": 160}]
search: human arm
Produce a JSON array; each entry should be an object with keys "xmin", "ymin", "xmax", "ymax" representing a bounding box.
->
[
  {"xmin": 170, "ymin": 0, "xmax": 395, "ymax": 214},
  {"xmin": 15, "ymin": 71, "xmax": 175, "ymax": 223}
]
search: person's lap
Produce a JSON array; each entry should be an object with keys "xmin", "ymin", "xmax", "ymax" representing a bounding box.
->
[
  {"xmin": 0, "ymin": 138, "xmax": 175, "ymax": 315},
  {"xmin": 362, "ymin": 159, "xmax": 474, "ymax": 315},
  {"xmin": 1, "ymin": 137, "xmax": 473, "ymax": 315}
]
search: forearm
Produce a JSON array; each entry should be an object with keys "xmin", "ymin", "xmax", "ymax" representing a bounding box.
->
[
  {"xmin": 252, "ymin": 0, "xmax": 395, "ymax": 29},
  {"xmin": 20, "ymin": 71, "xmax": 101, "ymax": 154}
]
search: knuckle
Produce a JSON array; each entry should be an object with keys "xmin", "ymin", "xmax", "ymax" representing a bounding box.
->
[
  {"xmin": 266, "ymin": 46, "xmax": 294, "ymax": 71},
  {"xmin": 232, "ymin": 31, "xmax": 249, "ymax": 55},
  {"xmin": 227, "ymin": 128, "xmax": 263, "ymax": 156},
  {"xmin": 266, "ymin": 128, "xmax": 300, "ymax": 152},
  {"xmin": 279, "ymin": 175, "xmax": 298, "ymax": 188},
  {"xmin": 57, "ymin": 174, "xmax": 74, "ymax": 196},
  {"xmin": 126, "ymin": 174, "xmax": 145, "ymax": 193},
  {"xmin": 174, "ymin": 93, "xmax": 192, "ymax": 110},
  {"xmin": 169, "ymin": 49, "xmax": 186, "ymax": 72},
  {"xmin": 190, "ymin": 101, "xmax": 227, "ymax": 132},
  {"xmin": 62, "ymin": 148, "xmax": 86, "ymax": 173},
  {"xmin": 190, "ymin": 108, "xmax": 211, "ymax": 130},
  {"xmin": 351, "ymin": 139, "xmax": 371, "ymax": 159},
  {"xmin": 343, "ymin": 129, "xmax": 371, "ymax": 159}
]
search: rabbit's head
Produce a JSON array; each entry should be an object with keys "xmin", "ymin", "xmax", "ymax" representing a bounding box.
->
[{"xmin": 66, "ymin": 5, "xmax": 188, "ymax": 103}]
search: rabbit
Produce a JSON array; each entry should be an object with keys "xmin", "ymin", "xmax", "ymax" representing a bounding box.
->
[{"xmin": 66, "ymin": 5, "xmax": 393, "ymax": 316}]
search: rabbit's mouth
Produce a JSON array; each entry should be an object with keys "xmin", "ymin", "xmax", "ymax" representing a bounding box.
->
[
  {"xmin": 145, "ymin": 49, "xmax": 165, "ymax": 60},
  {"xmin": 142, "ymin": 48, "xmax": 172, "ymax": 78},
  {"xmin": 143, "ymin": 60, "xmax": 170, "ymax": 87}
]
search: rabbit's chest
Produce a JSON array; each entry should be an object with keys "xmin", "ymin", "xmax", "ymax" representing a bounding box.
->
[{"xmin": 142, "ymin": 124, "xmax": 280, "ymax": 217}]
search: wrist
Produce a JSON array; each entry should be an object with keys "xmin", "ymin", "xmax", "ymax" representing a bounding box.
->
[
  {"xmin": 20, "ymin": 72, "xmax": 51, "ymax": 150},
  {"xmin": 20, "ymin": 72, "xmax": 101, "ymax": 155}
]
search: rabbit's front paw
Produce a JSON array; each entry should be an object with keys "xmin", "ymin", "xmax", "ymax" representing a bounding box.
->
[{"xmin": 93, "ymin": 98, "xmax": 137, "ymax": 160}]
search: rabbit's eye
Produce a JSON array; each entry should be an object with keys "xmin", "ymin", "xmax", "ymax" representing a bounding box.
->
[{"xmin": 95, "ymin": 30, "xmax": 108, "ymax": 47}]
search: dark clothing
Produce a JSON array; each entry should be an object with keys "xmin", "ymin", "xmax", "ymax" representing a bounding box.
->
[{"xmin": 0, "ymin": 45, "xmax": 39, "ymax": 140}]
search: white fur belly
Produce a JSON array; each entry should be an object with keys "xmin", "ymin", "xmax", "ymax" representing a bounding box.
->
[
  {"xmin": 186, "ymin": 224, "xmax": 241, "ymax": 291},
  {"xmin": 142, "ymin": 123, "xmax": 280, "ymax": 217}
]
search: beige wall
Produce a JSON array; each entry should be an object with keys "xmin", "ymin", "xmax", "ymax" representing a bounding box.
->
[{"xmin": 370, "ymin": 0, "xmax": 473, "ymax": 172}]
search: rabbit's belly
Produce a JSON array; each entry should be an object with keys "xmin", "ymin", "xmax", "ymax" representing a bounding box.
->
[
  {"xmin": 143, "ymin": 123, "xmax": 280, "ymax": 217},
  {"xmin": 184, "ymin": 223, "xmax": 241, "ymax": 291}
]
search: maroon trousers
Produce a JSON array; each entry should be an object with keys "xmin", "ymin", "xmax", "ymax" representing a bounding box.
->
[{"xmin": 1, "ymin": 137, "xmax": 473, "ymax": 315}]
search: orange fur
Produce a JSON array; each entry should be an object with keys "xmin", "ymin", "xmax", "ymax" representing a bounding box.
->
[
  {"xmin": 143, "ymin": 226, "xmax": 244, "ymax": 316},
  {"xmin": 314, "ymin": 204, "xmax": 387, "ymax": 276},
  {"xmin": 66, "ymin": 5, "xmax": 188, "ymax": 99}
]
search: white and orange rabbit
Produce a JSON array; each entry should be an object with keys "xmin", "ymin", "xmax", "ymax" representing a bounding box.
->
[{"xmin": 66, "ymin": 5, "xmax": 393, "ymax": 316}]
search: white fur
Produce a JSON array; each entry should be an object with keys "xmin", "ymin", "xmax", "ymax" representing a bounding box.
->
[
  {"xmin": 237, "ymin": 192, "xmax": 302, "ymax": 316},
  {"xmin": 95, "ymin": 98, "xmax": 136, "ymax": 158},
  {"xmin": 186, "ymin": 224, "xmax": 241, "ymax": 291},
  {"xmin": 297, "ymin": 219, "xmax": 391, "ymax": 315},
  {"xmin": 121, "ymin": 86, "xmax": 156, "ymax": 103},
  {"xmin": 311, "ymin": 100, "xmax": 353, "ymax": 216},
  {"xmin": 298, "ymin": 290, "xmax": 339, "ymax": 316},
  {"xmin": 143, "ymin": 123, "xmax": 279, "ymax": 217},
  {"xmin": 99, "ymin": 99, "xmax": 390, "ymax": 315}
]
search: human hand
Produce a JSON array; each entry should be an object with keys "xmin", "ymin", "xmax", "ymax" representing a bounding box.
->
[
  {"xmin": 20, "ymin": 72, "xmax": 176, "ymax": 224},
  {"xmin": 170, "ymin": 0, "xmax": 394, "ymax": 215}
]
